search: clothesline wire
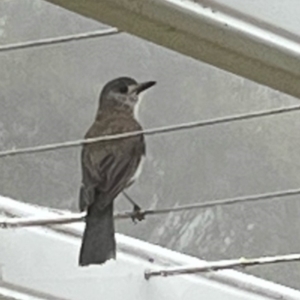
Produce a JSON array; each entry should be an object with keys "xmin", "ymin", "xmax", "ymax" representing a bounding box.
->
[
  {"xmin": 1, "ymin": 185, "xmax": 300, "ymax": 228},
  {"xmin": 1, "ymin": 104, "xmax": 300, "ymax": 158},
  {"xmin": 0, "ymin": 28, "xmax": 120, "ymax": 52},
  {"xmin": 144, "ymin": 253, "xmax": 300, "ymax": 279}
]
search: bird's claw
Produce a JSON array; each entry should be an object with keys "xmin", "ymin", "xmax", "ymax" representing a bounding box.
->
[{"xmin": 131, "ymin": 204, "xmax": 145, "ymax": 223}]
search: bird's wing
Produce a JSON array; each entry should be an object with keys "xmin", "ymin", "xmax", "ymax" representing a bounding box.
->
[{"xmin": 80, "ymin": 135, "xmax": 144, "ymax": 211}]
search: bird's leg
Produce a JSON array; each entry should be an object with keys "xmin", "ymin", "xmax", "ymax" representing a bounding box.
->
[
  {"xmin": 122, "ymin": 191, "xmax": 145, "ymax": 223},
  {"xmin": 123, "ymin": 191, "xmax": 140, "ymax": 210}
]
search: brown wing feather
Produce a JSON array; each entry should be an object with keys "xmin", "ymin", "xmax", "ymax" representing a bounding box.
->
[{"xmin": 79, "ymin": 113, "xmax": 145, "ymax": 212}]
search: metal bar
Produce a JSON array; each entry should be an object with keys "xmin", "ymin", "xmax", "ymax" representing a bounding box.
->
[{"xmin": 45, "ymin": 0, "xmax": 300, "ymax": 99}]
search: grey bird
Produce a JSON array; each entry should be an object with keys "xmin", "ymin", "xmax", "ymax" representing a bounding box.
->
[{"xmin": 79, "ymin": 77, "xmax": 156, "ymax": 266}]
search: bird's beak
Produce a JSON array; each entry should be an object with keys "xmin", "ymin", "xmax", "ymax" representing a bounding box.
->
[{"xmin": 132, "ymin": 81, "xmax": 156, "ymax": 94}]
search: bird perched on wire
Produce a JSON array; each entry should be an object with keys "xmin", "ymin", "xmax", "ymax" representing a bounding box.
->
[{"xmin": 78, "ymin": 77, "xmax": 156, "ymax": 266}]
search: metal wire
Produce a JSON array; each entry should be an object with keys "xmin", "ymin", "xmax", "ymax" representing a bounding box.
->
[
  {"xmin": 144, "ymin": 253, "xmax": 300, "ymax": 279},
  {"xmin": 123, "ymin": 185, "xmax": 300, "ymax": 218},
  {"xmin": 0, "ymin": 28, "xmax": 120, "ymax": 52},
  {"xmin": 1, "ymin": 105, "xmax": 300, "ymax": 158},
  {"xmin": 2, "ymin": 185, "xmax": 300, "ymax": 228}
]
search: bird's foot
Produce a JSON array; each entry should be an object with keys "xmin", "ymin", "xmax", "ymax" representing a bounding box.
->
[{"xmin": 131, "ymin": 204, "xmax": 145, "ymax": 223}]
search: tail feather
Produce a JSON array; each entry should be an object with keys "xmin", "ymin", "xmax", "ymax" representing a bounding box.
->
[{"xmin": 79, "ymin": 202, "xmax": 116, "ymax": 266}]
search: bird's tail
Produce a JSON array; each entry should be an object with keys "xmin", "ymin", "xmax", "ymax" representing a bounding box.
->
[{"xmin": 79, "ymin": 202, "xmax": 116, "ymax": 266}]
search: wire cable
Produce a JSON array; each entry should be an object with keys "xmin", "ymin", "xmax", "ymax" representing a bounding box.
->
[
  {"xmin": 144, "ymin": 253, "xmax": 300, "ymax": 279},
  {"xmin": 122, "ymin": 185, "xmax": 300, "ymax": 218},
  {"xmin": 1, "ymin": 185, "xmax": 300, "ymax": 228},
  {"xmin": 1, "ymin": 104, "xmax": 300, "ymax": 158},
  {"xmin": 0, "ymin": 28, "xmax": 120, "ymax": 52}
]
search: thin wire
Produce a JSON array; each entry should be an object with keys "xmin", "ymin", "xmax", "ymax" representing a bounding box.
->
[
  {"xmin": 1, "ymin": 105, "xmax": 300, "ymax": 158},
  {"xmin": 0, "ymin": 28, "xmax": 120, "ymax": 52},
  {"xmin": 121, "ymin": 185, "xmax": 300, "ymax": 218},
  {"xmin": 144, "ymin": 253, "xmax": 300, "ymax": 279},
  {"xmin": 2, "ymin": 185, "xmax": 300, "ymax": 228},
  {"xmin": 0, "ymin": 212, "xmax": 86, "ymax": 228}
]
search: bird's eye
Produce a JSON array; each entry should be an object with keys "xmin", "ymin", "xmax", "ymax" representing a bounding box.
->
[{"xmin": 119, "ymin": 85, "xmax": 128, "ymax": 94}]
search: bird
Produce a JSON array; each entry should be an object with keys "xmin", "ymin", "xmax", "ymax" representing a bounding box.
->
[{"xmin": 78, "ymin": 77, "xmax": 156, "ymax": 266}]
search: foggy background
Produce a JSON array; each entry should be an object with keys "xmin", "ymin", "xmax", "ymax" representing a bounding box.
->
[{"xmin": 1, "ymin": 0, "xmax": 300, "ymax": 290}]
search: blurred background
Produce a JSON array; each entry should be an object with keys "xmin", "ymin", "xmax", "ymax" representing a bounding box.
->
[{"xmin": 1, "ymin": 0, "xmax": 300, "ymax": 289}]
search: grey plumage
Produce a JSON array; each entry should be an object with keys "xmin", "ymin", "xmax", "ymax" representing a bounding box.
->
[{"xmin": 79, "ymin": 77, "xmax": 156, "ymax": 266}]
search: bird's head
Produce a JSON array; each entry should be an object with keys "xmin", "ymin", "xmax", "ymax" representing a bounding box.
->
[{"xmin": 99, "ymin": 77, "xmax": 156, "ymax": 116}]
